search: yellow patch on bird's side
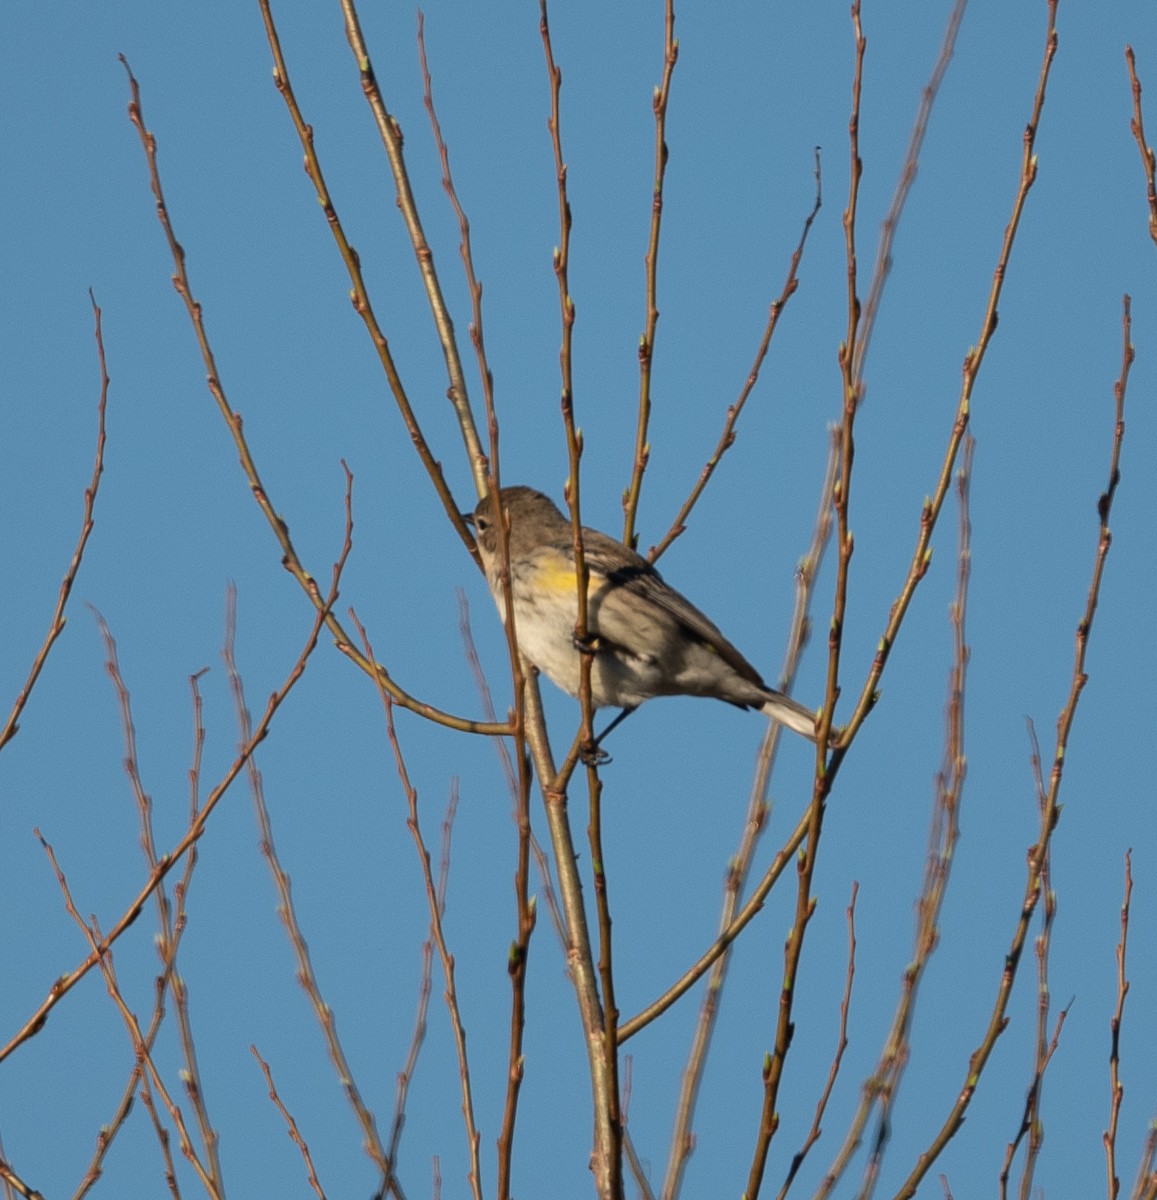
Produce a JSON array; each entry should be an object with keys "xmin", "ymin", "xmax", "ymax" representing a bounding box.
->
[{"xmin": 536, "ymin": 553, "xmax": 580, "ymax": 595}]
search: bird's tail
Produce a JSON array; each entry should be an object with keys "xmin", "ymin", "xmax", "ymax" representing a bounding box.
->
[{"xmin": 759, "ymin": 690, "xmax": 823, "ymax": 743}]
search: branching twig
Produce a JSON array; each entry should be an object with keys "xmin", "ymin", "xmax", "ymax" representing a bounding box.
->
[
  {"xmin": 38, "ymin": 839, "xmax": 221, "ymax": 1198},
  {"xmin": 837, "ymin": 1, "xmax": 1059, "ymax": 750},
  {"xmin": 120, "ymin": 52, "xmax": 504, "ymax": 739},
  {"xmin": 2, "ymin": 532, "xmax": 337, "ymax": 1067},
  {"xmin": 73, "ymin": 668, "xmax": 211, "ymax": 1200}
]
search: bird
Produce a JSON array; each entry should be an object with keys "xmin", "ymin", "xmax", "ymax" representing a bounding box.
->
[{"xmin": 466, "ymin": 486, "xmax": 822, "ymax": 744}]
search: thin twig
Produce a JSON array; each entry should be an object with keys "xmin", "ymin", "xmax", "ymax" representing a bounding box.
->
[
  {"xmin": 776, "ymin": 883, "xmax": 859, "ymax": 1200},
  {"xmin": 852, "ymin": 0, "xmax": 968, "ymax": 384},
  {"xmin": 1125, "ymin": 48, "xmax": 1157, "ymax": 248},
  {"xmin": 415, "ymin": 30, "xmax": 542, "ymax": 1190},
  {"xmin": 622, "ymin": 0, "xmax": 678, "ymax": 547},
  {"xmin": 745, "ymin": 9, "xmax": 866, "ymax": 1194},
  {"xmin": 1007, "ymin": 721, "xmax": 1059, "ymax": 1200},
  {"xmin": 417, "ymin": 13, "xmax": 498, "ymax": 487},
  {"xmin": 1130, "ymin": 1121, "xmax": 1157, "ymax": 1200},
  {"xmin": 251, "ymin": 1047, "xmax": 328, "ymax": 1200},
  {"xmin": 823, "ymin": 436, "xmax": 974, "ymax": 1200},
  {"xmin": 1, "ymin": 291, "xmax": 108, "ymax": 753},
  {"xmin": 1105, "ymin": 853, "xmax": 1133, "ymax": 1200},
  {"xmin": 649, "ymin": 153, "xmax": 823, "ymax": 564}
]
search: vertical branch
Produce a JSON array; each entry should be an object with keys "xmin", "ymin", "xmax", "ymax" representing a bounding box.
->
[
  {"xmin": 1125, "ymin": 48, "xmax": 1157, "ymax": 248},
  {"xmin": 540, "ymin": 8, "xmax": 622, "ymax": 1197},
  {"xmin": 1104, "ymin": 855, "xmax": 1133, "ymax": 1199},
  {"xmin": 746, "ymin": 10, "xmax": 866, "ymax": 1197},
  {"xmin": 776, "ymin": 884, "xmax": 859, "ymax": 1200},
  {"xmin": 852, "ymin": 0, "xmax": 967, "ymax": 383},
  {"xmin": 819, "ymin": 436, "xmax": 975, "ymax": 1200},
  {"xmin": 622, "ymin": 0, "xmax": 677, "ymax": 547},
  {"xmin": 1013, "ymin": 722, "xmax": 1058, "ymax": 1199},
  {"xmin": 539, "ymin": 1, "xmax": 592, "ymax": 746}
]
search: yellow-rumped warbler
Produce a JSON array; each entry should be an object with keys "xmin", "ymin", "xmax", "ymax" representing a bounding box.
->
[{"xmin": 466, "ymin": 486, "xmax": 820, "ymax": 743}]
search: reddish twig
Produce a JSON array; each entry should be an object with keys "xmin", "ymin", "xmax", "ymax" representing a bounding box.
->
[
  {"xmin": 1125, "ymin": 48, "xmax": 1157, "ymax": 248},
  {"xmin": 1, "ymin": 291, "xmax": 108, "ymax": 753},
  {"xmin": 853, "ymin": 0, "xmax": 967, "ymax": 384},
  {"xmin": 649, "ymin": 153, "xmax": 823, "ymax": 564},
  {"xmin": 622, "ymin": 0, "xmax": 678, "ymax": 547},
  {"xmin": 777, "ymin": 884, "xmax": 859, "ymax": 1200},
  {"xmin": 1105, "ymin": 853, "xmax": 1133, "ymax": 1200},
  {"xmin": 252, "ymin": 1047, "xmax": 328, "ymax": 1200}
]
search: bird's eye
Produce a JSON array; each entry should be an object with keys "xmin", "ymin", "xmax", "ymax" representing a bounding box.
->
[{"xmin": 475, "ymin": 514, "xmax": 488, "ymax": 533}]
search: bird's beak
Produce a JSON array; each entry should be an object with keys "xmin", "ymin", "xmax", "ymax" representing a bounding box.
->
[{"xmin": 461, "ymin": 512, "xmax": 475, "ymax": 526}]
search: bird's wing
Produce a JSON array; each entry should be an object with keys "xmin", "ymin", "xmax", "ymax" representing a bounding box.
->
[{"xmin": 581, "ymin": 528, "xmax": 765, "ymax": 687}]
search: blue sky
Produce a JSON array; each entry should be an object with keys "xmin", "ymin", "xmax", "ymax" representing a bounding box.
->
[{"xmin": 3, "ymin": 2, "xmax": 1156, "ymax": 1197}]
